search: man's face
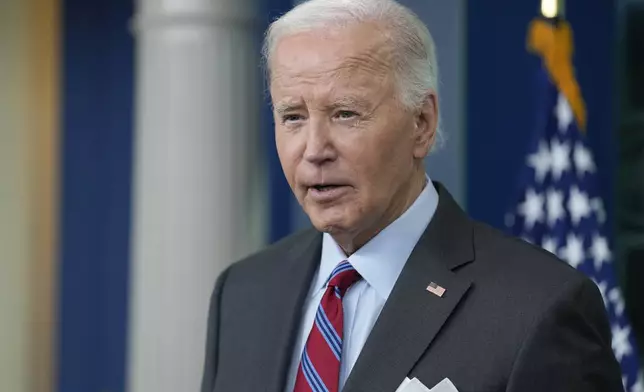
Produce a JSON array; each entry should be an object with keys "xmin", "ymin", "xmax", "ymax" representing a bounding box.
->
[{"xmin": 270, "ymin": 23, "xmax": 435, "ymax": 246}]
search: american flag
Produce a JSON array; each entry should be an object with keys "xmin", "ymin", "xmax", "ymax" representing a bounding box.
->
[
  {"xmin": 506, "ymin": 19, "xmax": 643, "ymax": 391},
  {"xmin": 426, "ymin": 282, "xmax": 446, "ymax": 298}
]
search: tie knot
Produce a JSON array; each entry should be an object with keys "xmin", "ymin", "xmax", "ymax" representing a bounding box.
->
[{"xmin": 326, "ymin": 260, "xmax": 361, "ymax": 297}]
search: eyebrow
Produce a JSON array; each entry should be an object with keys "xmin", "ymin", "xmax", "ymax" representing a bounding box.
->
[
  {"xmin": 273, "ymin": 96, "xmax": 371, "ymax": 115},
  {"xmin": 274, "ymin": 101, "xmax": 305, "ymax": 115}
]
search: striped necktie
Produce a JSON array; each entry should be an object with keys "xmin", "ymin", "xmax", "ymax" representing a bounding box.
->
[{"xmin": 293, "ymin": 260, "xmax": 362, "ymax": 392}]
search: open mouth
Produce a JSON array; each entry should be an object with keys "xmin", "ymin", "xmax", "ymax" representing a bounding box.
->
[
  {"xmin": 307, "ymin": 184, "xmax": 349, "ymax": 201},
  {"xmin": 312, "ymin": 184, "xmax": 342, "ymax": 191}
]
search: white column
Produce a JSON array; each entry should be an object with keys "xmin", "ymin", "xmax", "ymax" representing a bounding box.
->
[{"xmin": 128, "ymin": 0, "xmax": 265, "ymax": 391}]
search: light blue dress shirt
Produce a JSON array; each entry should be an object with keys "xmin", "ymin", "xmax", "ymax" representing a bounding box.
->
[{"xmin": 285, "ymin": 177, "xmax": 439, "ymax": 391}]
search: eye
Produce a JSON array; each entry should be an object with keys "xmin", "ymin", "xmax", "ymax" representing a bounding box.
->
[
  {"xmin": 281, "ymin": 114, "xmax": 305, "ymax": 124},
  {"xmin": 334, "ymin": 110, "xmax": 358, "ymax": 120}
]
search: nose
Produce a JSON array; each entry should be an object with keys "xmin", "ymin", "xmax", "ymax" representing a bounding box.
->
[{"xmin": 303, "ymin": 118, "xmax": 336, "ymax": 165}]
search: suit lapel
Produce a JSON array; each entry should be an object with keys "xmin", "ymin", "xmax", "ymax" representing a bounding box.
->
[
  {"xmin": 343, "ymin": 184, "xmax": 475, "ymax": 392},
  {"xmin": 263, "ymin": 230, "xmax": 322, "ymax": 392}
]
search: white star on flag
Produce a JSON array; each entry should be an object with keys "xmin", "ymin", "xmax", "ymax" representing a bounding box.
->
[
  {"xmin": 527, "ymin": 140, "xmax": 551, "ymax": 183},
  {"xmin": 518, "ymin": 188, "xmax": 544, "ymax": 230},
  {"xmin": 573, "ymin": 142, "xmax": 596, "ymax": 177},
  {"xmin": 591, "ymin": 197, "xmax": 607, "ymax": 224},
  {"xmin": 609, "ymin": 287, "xmax": 626, "ymax": 317},
  {"xmin": 555, "ymin": 93, "xmax": 574, "ymax": 132},
  {"xmin": 590, "ymin": 233, "xmax": 611, "ymax": 271},
  {"xmin": 546, "ymin": 188, "xmax": 565, "ymax": 227},
  {"xmin": 560, "ymin": 233, "xmax": 584, "ymax": 268},
  {"xmin": 549, "ymin": 137, "xmax": 571, "ymax": 181},
  {"xmin": 567, "ymin": 186, "xmax": 591, "ymax": 226},
  {"xmin": 612, "ymin": 324, "xmax": 634, "ymax": 361}
]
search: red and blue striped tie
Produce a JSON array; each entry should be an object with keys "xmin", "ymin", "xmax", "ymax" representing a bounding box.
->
[{"xmin": 293, "ymin": 260, "xmax": 362, "ymax": 392}]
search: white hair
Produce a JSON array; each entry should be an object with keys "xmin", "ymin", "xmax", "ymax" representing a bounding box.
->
[{"xmin": 262, "ymin": 0, "xmax": 443, "ymax": 147}]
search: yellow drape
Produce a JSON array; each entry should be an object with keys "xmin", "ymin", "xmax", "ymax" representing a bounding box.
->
[{"xmin": 527, "ymin": 18, "xmax": 587, "ymax": 132}]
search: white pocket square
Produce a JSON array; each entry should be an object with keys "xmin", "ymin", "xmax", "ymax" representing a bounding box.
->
[{"xmin": 395, "ymin": 377, "xmax": 458, "ymax": 392}]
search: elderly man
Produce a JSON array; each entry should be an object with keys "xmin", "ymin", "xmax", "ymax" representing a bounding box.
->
[{"xmin": 200, "ymin": 0, "xmax": 624, "ymax": 391}]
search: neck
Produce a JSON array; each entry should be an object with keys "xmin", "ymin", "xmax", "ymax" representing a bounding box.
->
[{"xmin": 333, "ymin": 171, "xmax": 428, "ymax": 255}]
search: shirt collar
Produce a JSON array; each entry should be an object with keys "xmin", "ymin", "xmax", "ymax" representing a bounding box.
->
[{"xmin": 315, "ymin": 175, "xmax": 439, "ymax": 300}]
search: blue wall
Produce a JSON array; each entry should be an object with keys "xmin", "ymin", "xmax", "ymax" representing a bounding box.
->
[{"xmin": 58, "ymin": 0, "xmax": 134, "ymax": 390}]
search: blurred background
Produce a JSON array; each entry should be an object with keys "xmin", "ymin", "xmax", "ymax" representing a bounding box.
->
[{"xmin": 0, "ymin": 0, "xmax": 643, "ymax": 391}]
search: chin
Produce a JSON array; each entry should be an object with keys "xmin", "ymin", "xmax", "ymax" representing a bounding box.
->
[
  {"xmin": 310, "ymin": 217, "xmax": 347, "ymax": 234},
  {"xmin": 307, "ymin": 206, "xmax": 354, "ymax": 234}
]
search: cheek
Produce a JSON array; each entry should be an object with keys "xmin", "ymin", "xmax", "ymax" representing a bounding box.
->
[
  {"xmin": 342, "ymin": 129, "xmax": 408, "ymax": 175},
  {"xmin": 348, "ymin": 135, "xmax": 414, "ymax": 198}
]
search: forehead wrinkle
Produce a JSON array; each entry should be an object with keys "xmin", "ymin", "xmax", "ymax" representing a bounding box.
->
[
  {"xmin": 338, "ymin": 47, "xmax": 392, "ymax": 77},
  {"xmin": 340, "ymin": 28, "xmax": 395, "ymax": 73},
  {"xmin": 272, "ymin": 31, "xmax": 394, "ymax": 83},
  {"xmin": 273, "ymin": 69, "xmax": 392, "ymax": 114},
  {"xmin": 328, "ymin": 95, "xmax": 369, "ymax": 108},
  {"xmin": 271, "ymin": 31, "xmax": 396, "ymax": 110},
  {"xmin": 271, "ymin": 64, "xmax": 339, "ymax": 98}
]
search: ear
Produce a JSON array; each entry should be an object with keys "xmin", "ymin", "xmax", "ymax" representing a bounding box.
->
[{"xmin": 412, "ymin": 90, "xmax": 438, "ymax": 159}]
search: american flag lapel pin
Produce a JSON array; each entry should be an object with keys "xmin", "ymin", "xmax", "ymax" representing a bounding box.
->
[{"xmin": 426, "ymin": 282, "xmax": 446, "ymax": 297}]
